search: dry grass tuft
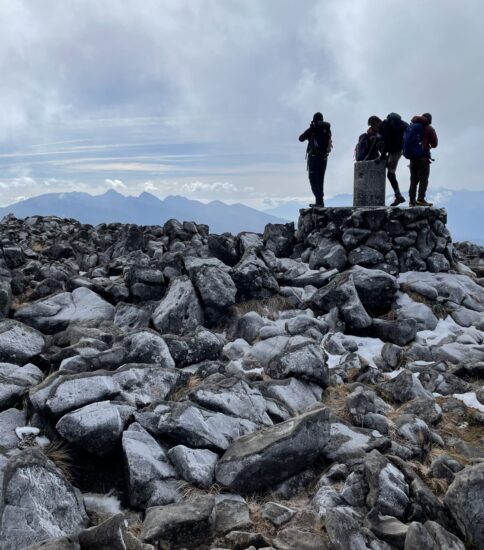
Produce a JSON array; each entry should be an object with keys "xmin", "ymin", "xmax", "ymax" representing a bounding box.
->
[
  {"xmin": 170, "ymin": 375, "xmax": 203, "ymax": 402},
  {"xmin": 230, "ymin": 295, "xmax": 295, "ymax": 320},
  {"xmin": 322, "ymin": 385, "xmax": 351, "ymax": 420},
  {"xmin": 31, "ymin": 242, "xmax": 46, "ymax": 253},
  {"xmin": 377, "ymin": 309, "xmax": 398, "ymax": 321},
  {"xmin": 42, "ymin": 439, "xmax": 78, "ymax": 482}
]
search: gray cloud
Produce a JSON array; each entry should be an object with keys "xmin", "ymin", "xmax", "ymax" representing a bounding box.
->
[{"xmin": 0, "ymin": 0, "xmax": 482, "ymax": 208}]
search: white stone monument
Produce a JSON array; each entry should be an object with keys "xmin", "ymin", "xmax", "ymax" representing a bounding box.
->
[{"xmin": 353, "ymin": 160, "xmax": 386, "ymax": 207}]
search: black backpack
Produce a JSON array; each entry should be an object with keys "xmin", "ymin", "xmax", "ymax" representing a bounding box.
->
[
  {"xmin": 355, "ymin": 133, "xmax": 380, "ymax": 161},
  {"xmin": 308, "ymin": 123, "xmax": 331, "ymax": 156}
]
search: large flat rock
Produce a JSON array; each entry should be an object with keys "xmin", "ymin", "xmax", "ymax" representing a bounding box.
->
[{"xmin": 215, "ymin": 406, "xmax": 330, "ymax": 494}]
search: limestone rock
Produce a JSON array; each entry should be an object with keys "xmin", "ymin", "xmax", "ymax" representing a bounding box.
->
[
  {"xmin": 151, "ymin": 276, "xmax": 204, "ymax": 335},
  {"xmin": 444, "ymin": 462, "xmax": 484, "ymax": 548},
  {"xmin": 168, "ymin": 445, "xmax": 218, "ymax": 488},
  {"xmin": 0, "ymin": 320, "xmax": 45, "ymax": 365},
  {"xmin": 266, "ymin": 341, "xmax": 329, "ymax": 387},
  {"xmin": 0, "ymin": 448, "xmax": 88, "ymax": 550},
  {"xmin": 215, "ymin": 406, "xmax": 330, "ymax": 494},
  {"xmin": 56, "ymin": 401, "xmax": 135, "ymax": 455},
  {"xmin": 122, "ymin": 423, "xmax": 180, "ymax": 508},
  {"xmin": 140, "ymin": 495, "xmax": 215, "ymax": 549},
  {"xmin": 141, "ymin": 401, "xmax": 258, "ymax": 452},
  {"xmin": 14, "ymin": 287, "xmax": 115, "ymax": 334}
]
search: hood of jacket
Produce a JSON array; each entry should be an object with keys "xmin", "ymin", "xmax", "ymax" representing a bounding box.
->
[{"xmin": 411, "ymin": 115, "xmax": 430, "ymax": 125}]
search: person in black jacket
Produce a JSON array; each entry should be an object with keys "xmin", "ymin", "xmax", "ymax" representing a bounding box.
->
[
  {"xmin": 299, "ymin": 112, "xmax": 332, "ymax": 207},
  {"xmin": 380, "ymin": 112, "xmax": 408, "ymax": 206}
]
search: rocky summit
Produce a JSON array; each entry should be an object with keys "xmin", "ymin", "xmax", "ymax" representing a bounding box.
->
[{"xmin": 0, "ymin": 207, "xmax": 483, "ymax": 550}]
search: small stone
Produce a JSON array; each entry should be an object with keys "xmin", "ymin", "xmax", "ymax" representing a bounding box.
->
[{"xmin": 261, "ymin": 501, "xmax": 296, "ymax": 527}]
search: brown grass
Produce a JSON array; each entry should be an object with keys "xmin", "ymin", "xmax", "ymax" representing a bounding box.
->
[
  {"xmin": 31, "ymin": 242, "xmax": 46, "ymax": 253},
  {"xmin": 42, "ymin": 439, "xmax": 78, "ymax": 482},
  {"xmin": 230, "ymin": 295, "xmax": 295, "ymax": 320},
  {"xmin": 170, "ymin": 375, "xmax": 203, "ymax": 402},
  {"xmin": 377, "ymin": 309, "xmax": 398, "ymax": 321},
  {"xmin": 321, "ymin": 385, "xmax": 351, "ymax": 420}
]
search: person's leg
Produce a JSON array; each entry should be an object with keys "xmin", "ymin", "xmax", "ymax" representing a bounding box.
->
[
  {"xmin": 387, "ymin": 153, "xmax": 403, "ymax": 194},
  {"xmin": 319, "ymin": 157, "xmax": 327, "ymax": 206},
  {"xmin": 308, "ymin": 156, "xmax": 323, "ymax": 205},
  {"xmin": 408, "ymin": 160, "xmax": 419, "ymax": 206},
  {"xmin": 417, "ymin": 160, "xmax": 431, "ymax": 202}
]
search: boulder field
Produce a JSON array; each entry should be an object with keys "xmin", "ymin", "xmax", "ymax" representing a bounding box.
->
[{"xmin": 0, "ymin": 207, "xmax": 482, "ymax": 549}]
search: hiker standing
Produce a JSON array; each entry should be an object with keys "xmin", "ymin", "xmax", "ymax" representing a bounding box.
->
[
  {"xmin": 299, "ymin": 112, "xmax": 332, "ymax": 207},
  {"xmin": 354, "ymin": 116, "xmax": 383, "ymax": 162},
  {"xmin": 380, "ymin": 112, "xmax": 409, "ymax": 206},
  {"xmin": 403, "ymin": 113, "xmax": 438, "ymax": 206}
]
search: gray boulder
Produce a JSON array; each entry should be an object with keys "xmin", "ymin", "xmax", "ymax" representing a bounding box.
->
[
  {"xmin": 266, "ymin": 341, "xmax": 329, "ymax": 387},
  {"xmin": 348, "ymin": 266, "xmax": 398, "ymax": 316},
  {"xmin": 364, "ymin": 450, "xmax": 409, "ymax": 519},
  {"xmin": 0, "ymin": 362, "xmax": 43, "ymax": 410},
  {"xmin": 56, "ymin": 401, "xmax": 135, "ymax": 455},
  {"xmin": 122, "ymin": 423, "xmax": 180, "ymax": 508},
  {"xmin": 0, "ymin": 320, "xmax": 45, "ymax": 365},
  {"xmin": 164, "ymin": 327, "xmax": 223, "ymax": 367},
  {"xmin": 311, "ymin": 272, "xmax": 372, "ymax": 331},
  {"xmin": 139, "ymin": 401, "xmax": 258, "ymax": 452},
  {"xmin": 14, "ymin": 287, "xmax": 115, "ymax": 334},
  {"xmin": 263, "ymin": 222, "xmax": 295, "ymax": 257},
  {"xmin": 231, "ymin": 249, "xmax": 279, "ymax": 300},
  {"xmin": 151, "ymin": 276, "xmax": 204, "ymax": 335},
  {"xmin": 0, "ymin": 448, "xmax": 88, "ymax": 550},
  {"xmin": 140, "ymin": 495, "xmax": 215, "ymax": 549},
  {"xmin": 0, "ymin": 407, "xmax": 27, "ymax": 455},
  {"xmin": 113, "ymin": 302, "xmax": 152, "ymax": 331},
  {"xmin": 78, "ymin": 513, "xmax": 151, "ymax": 550},
  {"xmin": 348, "ymin": 245, "xmax": 384, "ymax": 267},
  {"xmin": 311, "ymin": 485, "xmax": 345, "ymax": 518},
  {"xmin": 30, "ymin": 364, "xmax": 183, "ymax": 417},
  {"xmin": 372, "ymin": 318, "xmax": 417, "ymax": 346},
  {"xmin": 191, "ymin": 264, "xmax": 237, "ymax": 309},
  {"xmin": 168, "ymin": 445, "xmax": 218, "ymax": 488},
  {"xmin": 214, "ymin": 495, "xmax": 253, "ymax": 535},
  {"xmin": 123, "ymin": 330, "xmax": 175, "ymax": 366},
  {"xmin": 22, "ymin": 537, "xmax": 81, "ymax": 549},
  {"xmin": 379, "ymin": 369, "xmax": 433, "ymax": 404},
  {"xmin": 259, "ymin": 377, "xmax": 323, "ymax": 415},
  {"xmin": 444, "ymin": 462, "xmax": 484, "ymax": 548},
  {"xmin": 189, "ymin": 376, "xmax": 273, "ymax": 426},
  {"xmin": 0, "ymin": 277, "xmax": 12, "ymax": 320},
  {"xmin": 215, "ymin": 406, "xmax": 330, "ymax": 493}
]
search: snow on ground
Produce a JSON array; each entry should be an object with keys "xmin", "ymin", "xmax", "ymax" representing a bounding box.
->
[
  {"xmin": 346, "ymin": 335, "xmax": 385, "ymax": 368},
  {"xmin": 452, "ymin": 391, "xmax": 484, "ymax": 413},
  {"xmin": 415, "ymin": 316, "xmax": 463, "ymax": 346},
  {"xmin": 83, "ymin": 492, "xmax": 123, "ymax": 515}
]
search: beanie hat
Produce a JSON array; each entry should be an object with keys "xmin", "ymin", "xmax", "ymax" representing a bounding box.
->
[
  {"xmin": 422, "ymin": 113, "xmax": 432, "ymax": 124},
  {"xmin": 312, "ymin": 112, "xmax": 324, "ymax": 122}
]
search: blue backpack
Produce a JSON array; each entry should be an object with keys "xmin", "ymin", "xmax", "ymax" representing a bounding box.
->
[{"xmin": 403, "ymin": 122, "xmax": 426, "ymax": 159}]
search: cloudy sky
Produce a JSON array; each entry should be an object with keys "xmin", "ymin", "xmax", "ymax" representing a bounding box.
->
[{"xmin": 0, "ymin": 0, "xmax": 482, "ymax": 209}]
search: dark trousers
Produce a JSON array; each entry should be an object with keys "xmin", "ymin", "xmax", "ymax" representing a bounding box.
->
[
  {"xmin": 409, "ymin": 159, "xmax": 431, "ymax": 201},
  {"xmin": 307, "ymin": 155, "xmax": 327, "ymax": 205}
]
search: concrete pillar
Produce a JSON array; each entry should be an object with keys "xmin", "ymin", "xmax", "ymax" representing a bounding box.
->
[{"xmin": 353, "ymin": 160, "xmax": 386, "ymax": 207}]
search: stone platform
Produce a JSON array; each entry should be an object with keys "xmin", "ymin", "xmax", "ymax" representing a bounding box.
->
[{"xmin": 295, "ymin": 206, "xmax": 454, "ymax": 275}]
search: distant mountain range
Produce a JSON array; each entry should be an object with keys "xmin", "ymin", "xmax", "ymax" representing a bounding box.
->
[
  {"xmin": 263, "ymin": 189, "xmax": 484, "ymax": 245},
  {"xmin": 1, "ymin": 188, "xmax": 483, "ymax": 244},
  {"xmin": 0, "ymin": 191, "xmax": 287, "ymax": 235}
]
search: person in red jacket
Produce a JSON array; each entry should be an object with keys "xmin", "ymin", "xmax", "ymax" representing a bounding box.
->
[{"xmin": 407, "ymin": 113, "xmax": 438, "ymax": 206}]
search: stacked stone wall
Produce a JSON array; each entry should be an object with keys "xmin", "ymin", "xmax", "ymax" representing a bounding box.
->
[{"xmin": 296, "ymin": 206, "xmax": 455, "ymax": 275}]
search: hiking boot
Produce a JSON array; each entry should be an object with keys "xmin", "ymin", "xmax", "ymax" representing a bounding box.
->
[
  {"xmin": 416, "ymin": 199, "xmax": 433, "ymax": 207},
  {"xmin": 408, "ymin": 200, "xmax": 417, "ymax": 207},
  {"xmin": 310, "ymin": 202, "xmax": 325, "ymax": 208},
  {"xmin": 390, "ymin": 194, "xmax": 406, "ymax": 207}
]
